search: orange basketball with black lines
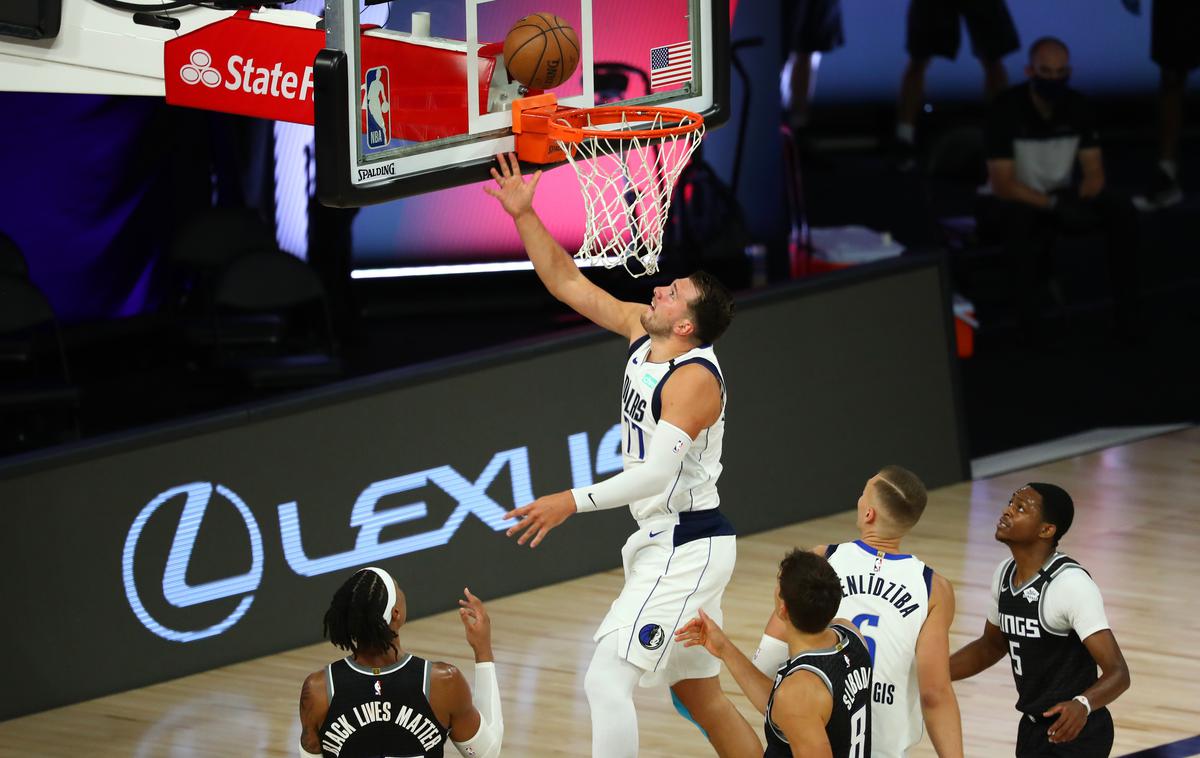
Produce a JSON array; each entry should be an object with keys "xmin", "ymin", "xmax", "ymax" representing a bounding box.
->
[{"xmin": 503, "ymin": 13, "xmax": 580, "ymax": 90}]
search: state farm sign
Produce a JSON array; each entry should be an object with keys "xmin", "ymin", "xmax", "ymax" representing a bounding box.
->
[
  {"xmin": 164, "ymin": 10, "xmax": 500, "ymax": 142},
  {"xmin": 179, "ymin": 48, "xmax": 315, "ymax": 101},
  {"xmin": 165, "ymin": 11, "xmax": 320, "ymax": 124}
]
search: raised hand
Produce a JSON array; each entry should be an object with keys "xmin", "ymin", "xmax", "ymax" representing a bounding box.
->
[
  {"xmin": 502, "ymin": 490, "xmax": 575, "ymax": 548},
  {"xmin": 674, "ymin": 608, "xmax": 731, "ymax": 660},
  {"xmin": 483, "ymin": 152, "xmax": 542, "ymax": 218},
  {"xmin": 458, "ymin": 587, "xmax": 494, "ymax": 663}
]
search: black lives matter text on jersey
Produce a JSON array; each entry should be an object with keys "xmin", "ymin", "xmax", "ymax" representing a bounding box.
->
[{"xmin": 322, "ymin": 700, "xmax": 444, "ymax": 757}]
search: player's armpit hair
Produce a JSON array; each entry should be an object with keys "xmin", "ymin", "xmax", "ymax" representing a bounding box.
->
[
  {"xmin": 452, "ymin": 663, "xmax": 503, "ymax": 758},
  {"xmin": 571, "ymin": 420, "xmax": 693, "ymax": 511}
]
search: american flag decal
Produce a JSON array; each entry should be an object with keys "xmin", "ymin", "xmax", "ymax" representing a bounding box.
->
[{"xmin": 650, "ymin": 41, "xmax": 692, "ymax": 90}]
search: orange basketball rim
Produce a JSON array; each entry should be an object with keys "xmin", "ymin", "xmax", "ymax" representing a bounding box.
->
[{"xmin": 513, "ymin": 93, "xmax": 705, "ymax": 278}]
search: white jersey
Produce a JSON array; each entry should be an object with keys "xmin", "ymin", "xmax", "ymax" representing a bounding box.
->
[
  {"xmin": 620, "ymin": 335, "xmax": 725, "ymax": 521},
  {"xmin": 826, "ymin": 541, "xmax": 934, "ymax": 758}
]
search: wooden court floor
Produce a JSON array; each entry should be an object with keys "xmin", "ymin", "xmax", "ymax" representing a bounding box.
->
[{"xmin": 2, "ymin": 427, "xmax": 1197, "ymax": 757}]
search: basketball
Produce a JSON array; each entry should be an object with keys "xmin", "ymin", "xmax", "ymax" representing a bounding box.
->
[{"xmin": 503, "ymin": 13, "xmax": 580, "ymax": 90}]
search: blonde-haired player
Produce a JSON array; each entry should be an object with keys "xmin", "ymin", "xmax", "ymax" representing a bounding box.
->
[{"xmin": 753, "ymin": 466, "xmax": 964, "ymax": 758}]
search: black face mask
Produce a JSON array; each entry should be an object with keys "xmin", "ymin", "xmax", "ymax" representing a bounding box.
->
[{"xmin": 1032, "ymin": 76, "xmax": 1070, "ymax": 104}]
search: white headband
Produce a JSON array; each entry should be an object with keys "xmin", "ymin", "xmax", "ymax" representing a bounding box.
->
[{"xmin": 362, "ymin": 566, "xmax": 397, "ymax": 623}]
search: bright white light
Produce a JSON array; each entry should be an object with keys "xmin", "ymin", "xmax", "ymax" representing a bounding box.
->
[{"xmin": 351, "ymin": 259, "xmax": 601, "ymax": 278}]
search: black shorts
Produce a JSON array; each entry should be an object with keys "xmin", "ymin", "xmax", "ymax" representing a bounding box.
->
[
  {"xmin": 788, "ymin": 0, "xmax": 845, "ymax": 54},
  {"xmin": 1152, "ymin": 0, "xmax": 1200, "ymax": 72},
  {"xmin": 906, "ymin": 0, "xmax": 1020, "ymax": 61},
  {"xmin": 1015, "ymin": 707, "xmax": 1114, "ymax": 758}
]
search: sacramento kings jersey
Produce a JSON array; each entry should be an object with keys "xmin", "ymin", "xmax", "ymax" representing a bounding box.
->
[
  {"xmin": 765, "ymin": 624, "xmax": 873, "ymax": 758},
  {"xmin": 319, "ymin": 654, "xmax": 447, "ymax": 758},
  {"xmin": 995, "ymin": 554, "xmax": 1100, "ymax": 715},
  {"xmin": 620, "ymin": 335, "xmax": 725, "ymax": 520},
  {"xmin": 827, "ymin": 541, "xmax": 934, "ymax": 758}
]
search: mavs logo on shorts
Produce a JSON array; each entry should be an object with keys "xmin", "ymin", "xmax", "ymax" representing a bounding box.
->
[
  {"xmin": 639, "ymin": 623, "xmax": 665, "ymax": 650},
  {"xmin": 363, "ymin": 65, "xmax": 390, "ymax": 150}
]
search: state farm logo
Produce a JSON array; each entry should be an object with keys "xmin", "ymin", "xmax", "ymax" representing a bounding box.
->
[
  {"xmin": 180, "ymin": 50, "xmax": 221, "ymax": 88},
  {"xmin": 178, "ymin": 48, "xmax": 314, "ymax": 101}
]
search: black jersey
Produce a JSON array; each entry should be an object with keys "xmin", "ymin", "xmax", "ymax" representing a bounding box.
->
[
  {"xmin": 319, "ymin": 654, "xmax": 448, "ymax": 758},
  {"xmin": 995, "ymin": 554, "xmax": 1100, "ymax": 716},
  {"xmin": 764, "ymin": 623, "xmax": 873, "ymax": 758}
]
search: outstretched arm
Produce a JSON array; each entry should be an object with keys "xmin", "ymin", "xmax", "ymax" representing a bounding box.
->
[
  {"xmin": 949, "ymin": 619, "xmax": 1008, "ymax": 680},
  {"xmin": 502, "ymin": 364, "xmax": 720, "ymax": 547},
  {"xmin": 915, "ymin": 574, "xmax": 964, "ymax": 758},
  {"xmin": 676, "ymin": 609, "xmax": 776, "ymax": 714},
  {"xmin": 485, "ymin": 153, "xmax": 645, "ymax": 339}
]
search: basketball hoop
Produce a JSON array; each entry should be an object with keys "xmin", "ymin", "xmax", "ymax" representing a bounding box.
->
[{"xmin": 513, "ymin": 94, "xmax": 705, "ymax": 278}]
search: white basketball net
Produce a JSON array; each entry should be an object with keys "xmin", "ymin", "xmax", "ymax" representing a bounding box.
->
[{"xmin": 555, "ymin": 111, "xmax": 705, "ymax": 278}]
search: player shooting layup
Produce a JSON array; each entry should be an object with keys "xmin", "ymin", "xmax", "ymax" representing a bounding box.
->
[{"xmin": 486, "ymin": 153, "xmax": 761, "ymax": 757}]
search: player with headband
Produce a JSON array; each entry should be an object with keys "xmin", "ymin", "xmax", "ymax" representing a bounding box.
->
[{"xmin": 297, "ymin": 566, "xmax": 503, "ymax": 758}]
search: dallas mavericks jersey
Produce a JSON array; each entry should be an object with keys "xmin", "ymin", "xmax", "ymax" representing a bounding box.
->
[
  {"xmin": 765, "ymin": 623, "xmax": 873, "ymax": 758},
  {"xmin": 620, "ymin": 335, "xmax": 725, "ymax": 521},
  {"xmin": 319, "ymin": 654, "xmax": 447, "ymax": 758},
  {"xmin": 827, "ymin": 541, "xmax": 934, "ymax": 758},
  {"xmin": 995, "ymin": 554, "xmax": 1100, "ymax": 715}
]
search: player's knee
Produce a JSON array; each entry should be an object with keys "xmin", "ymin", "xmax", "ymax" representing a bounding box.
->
[{"xmin": 584, "ymin": 658, "xmax": 625, "ymax": 708}]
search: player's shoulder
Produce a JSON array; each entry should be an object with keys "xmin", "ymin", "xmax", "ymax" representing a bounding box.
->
[
  {"xmin": 929, "ymin": 570, "xmax": 953, "ymax": 595},
  {"xmin": 777, "ymin": 665, "xmax": 833, "ymax": 703},
  {"xmin": 300, "ymin": 667, "xmax": 329, "ymax": 712},
  {"xmin": 660, "ymin": 358, "xmax": 724, "ymax": 399},
  {"xmin": 303, "ymin": 667, "xmax": 327, "ymax": 692},
  {"xmin": 428, "ymin": 661, "xmax": 472, "ymax": 701},
  {"xmin": 831, "ymin": 618, "xmax": 868, "ymax": 648},
  {"xmin": 429, "ymin": 660, "xmax": 466, "ymax": 683},
  {"xmin": 1046, "ymin": 557, "xmax": 1097, "ymax": 588}
]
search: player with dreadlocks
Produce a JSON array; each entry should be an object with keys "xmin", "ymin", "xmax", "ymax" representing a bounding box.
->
[{"xmin": 297, "ymin": 566, "xmax": 504, "ymax": 758}]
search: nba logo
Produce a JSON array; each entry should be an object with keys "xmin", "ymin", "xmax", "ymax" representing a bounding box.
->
[{"xmin": 363, "ymin": 66, "xmax": 390, "ymax": 149}]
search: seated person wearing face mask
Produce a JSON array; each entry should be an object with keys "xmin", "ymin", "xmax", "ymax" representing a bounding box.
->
[{"xmin": 976, "ymin": 36, "xmax": 1140, "ymax": 339}]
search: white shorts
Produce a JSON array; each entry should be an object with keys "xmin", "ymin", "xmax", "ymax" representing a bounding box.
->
[{"xmin": 594, "ymin": 509, "xmax": 737, "ymax": 687}]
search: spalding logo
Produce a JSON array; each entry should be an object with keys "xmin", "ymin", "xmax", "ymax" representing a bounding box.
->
[{"xmin": 639, "ymin": 623, "xmax": 665, "ymax": 650}]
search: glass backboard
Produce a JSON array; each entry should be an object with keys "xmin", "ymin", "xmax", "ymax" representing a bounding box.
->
[{"xmin": 315, "ymin": 0, "xmax": 729, "ymax": 207}]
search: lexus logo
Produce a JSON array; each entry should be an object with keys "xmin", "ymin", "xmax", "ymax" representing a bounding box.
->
[{"xmin": 121, "ymin": 482, "xmax": 264, "ymax": 643}]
